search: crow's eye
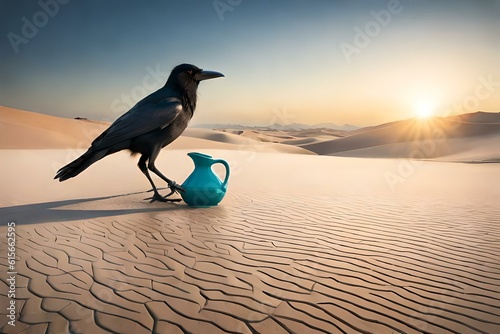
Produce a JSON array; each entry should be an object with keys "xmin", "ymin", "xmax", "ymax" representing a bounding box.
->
[{"xmin": 187, "ymin": 70, "xmax": 193, "ymax": 75}]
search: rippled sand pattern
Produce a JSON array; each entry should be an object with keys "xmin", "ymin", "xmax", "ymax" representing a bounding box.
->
[{"xmin": 1, "ymin": 188, "xmax": 500, "ymax": 334}]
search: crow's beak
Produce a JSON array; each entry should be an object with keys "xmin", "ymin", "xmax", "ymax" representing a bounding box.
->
[{"xmin": 195, "ymin": 70, "xmax": 224, "ymax": 81}]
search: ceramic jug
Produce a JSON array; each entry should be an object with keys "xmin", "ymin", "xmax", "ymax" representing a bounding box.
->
[{"xmin": 181, "ymin": 152, "xmax": 230, "ymax": 207}]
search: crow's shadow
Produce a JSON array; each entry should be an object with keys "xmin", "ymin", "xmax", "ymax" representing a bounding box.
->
[{"xmin": 0, "ymin": 190, "xmax": 182, "ymax": 226}]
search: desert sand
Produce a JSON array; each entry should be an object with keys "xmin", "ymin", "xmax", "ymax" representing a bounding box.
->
[{"xmin": 1, "ymin": 106, "xmax": 500, "ymax": 333}]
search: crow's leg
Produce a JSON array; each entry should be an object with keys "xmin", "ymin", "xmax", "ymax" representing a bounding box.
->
[
  {"xmin": 148, "ymin": 148, "xmax": 185, "ymax": 198},
  {"xmin": 149, "ymin": 165, "xmax": 185, "ymax": 197},
  {"xmin": 138, "ymin": 155, "xmax": 180, "ymax": 203}
]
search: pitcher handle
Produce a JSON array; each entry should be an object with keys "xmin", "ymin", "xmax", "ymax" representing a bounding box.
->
[{"xmin": 211, "ymin": 159, "xmax": 230, "ymax": 189}]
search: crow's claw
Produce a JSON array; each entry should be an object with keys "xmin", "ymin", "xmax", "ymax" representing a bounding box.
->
[
  {"xmin": 145, "ymin": 192, "xmax": 181, "ymax": 203},
  {"xmin": 164, "ymin": 181, "xmax": 185, "ymax": 197}
]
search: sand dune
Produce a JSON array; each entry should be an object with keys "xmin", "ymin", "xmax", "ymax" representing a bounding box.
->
[
  {"xmin": 182, "ymin": 128, "xmax": 313, "ymax": 154},
  {"xmin": 239, "ymin": 130, "xmax": 296, "ymax": 142},
  {"xmin": 325, "ymin": 134, "xmax": 500, "ymax": 162},
  {"xmin": 0, "ymin": 106, "xmax": 312, "ymax": 155},
  {"xmin": 183, "ymin": 128, "xmax": 254, "ymax": 145},
  {"xmin": 236, "ymin": 128, "xmax": 347, "ymax": 145},
  {"xmin": 301, "ymin": 112, "xmax": 500, "ymax": 160},
  {"xmin": 0, "ymin": 106, "xmax": 110, "ymax": 149},
  {"xmin": 195, "ymin": 113, "xmax": 500, "ymax": 162}
]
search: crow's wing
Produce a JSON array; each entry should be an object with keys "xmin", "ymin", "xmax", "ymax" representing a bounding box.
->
[{"xmin": 92, "ymin": 97, "xmax": 182, "ymax": 149}]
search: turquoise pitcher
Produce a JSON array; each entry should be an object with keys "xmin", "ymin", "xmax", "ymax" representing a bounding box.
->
[{"xmin": 181, "ymin": 152, "xmax": 230, "ymax": 207}]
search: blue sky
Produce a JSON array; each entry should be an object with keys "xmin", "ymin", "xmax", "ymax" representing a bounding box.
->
[{"xmin": 1, "ymin": 0, "xmax": 500, "ymax": 126}]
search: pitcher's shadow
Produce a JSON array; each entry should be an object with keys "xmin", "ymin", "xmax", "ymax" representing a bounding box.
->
[{"xmin": 0, "ymin": 190, "xmax": 184, "ymax": 226}]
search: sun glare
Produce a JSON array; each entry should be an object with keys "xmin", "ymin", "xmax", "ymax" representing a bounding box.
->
[{"xmin": 414, "ymin": 101, "xmax": 435, "ymax": 119}]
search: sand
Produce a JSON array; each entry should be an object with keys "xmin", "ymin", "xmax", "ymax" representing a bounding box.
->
[
  {"xmin": 0, "ymin": 106, "xmax": 312, "ymax": 155},
  {"xmin": 1, "ymin": 107, "xmax": 500, "ymax": 333},
  {"xmin": 300, "ymin": 113, "xmax": 500, "ymax": 161}
]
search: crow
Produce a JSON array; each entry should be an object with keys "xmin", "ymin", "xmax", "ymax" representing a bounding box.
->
[{"xmin": 54, "ymin": 63, "xmax": 224, "ymax": 202}]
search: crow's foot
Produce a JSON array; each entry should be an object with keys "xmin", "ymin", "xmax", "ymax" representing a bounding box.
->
[
  {"xmin": 145, "ymin": 192, "xmax": 182, "ymax": 203},
  {"xmin": 164, "ymin": 181, "xmax": 185, "ymax": 198}
]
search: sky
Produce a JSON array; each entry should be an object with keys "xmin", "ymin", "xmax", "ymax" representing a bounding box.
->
[{"xmin": 1, "ymin": 0, "xmax": 500, "ymax": 127}]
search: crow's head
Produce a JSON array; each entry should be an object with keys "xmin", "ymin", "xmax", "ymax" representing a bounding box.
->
[
  {"xmin": 164, "ymin": 64, "xmax": 224, "ymax": 113},
  {"xmin": 166, "ymin": 63, "xmax": 224, "ymax": 93}
]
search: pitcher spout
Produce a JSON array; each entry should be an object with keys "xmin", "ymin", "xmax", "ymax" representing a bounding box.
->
[{"xmin": 187, "ymin": 152, "xmax": 213, "ymax": 166}]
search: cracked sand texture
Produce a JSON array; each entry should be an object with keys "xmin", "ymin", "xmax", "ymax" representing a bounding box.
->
[{"xmin": 1, "ymin": 188, "xmax": 500, "ymax": 334}]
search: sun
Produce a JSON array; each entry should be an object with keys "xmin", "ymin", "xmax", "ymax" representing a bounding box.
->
[{"xmin": 414, "ymin": 100, "xmax": 435, "ymax": 119}]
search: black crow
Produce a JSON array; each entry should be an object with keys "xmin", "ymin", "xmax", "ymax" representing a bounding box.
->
[{"xmin": 54, "ymin": 63, "xmax": 224, "ymax": 202}]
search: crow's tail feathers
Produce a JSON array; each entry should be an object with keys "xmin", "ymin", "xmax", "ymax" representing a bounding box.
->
[{"xmin": 54, "ymin": 149, "xmax": 108, "ymax": 182}]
